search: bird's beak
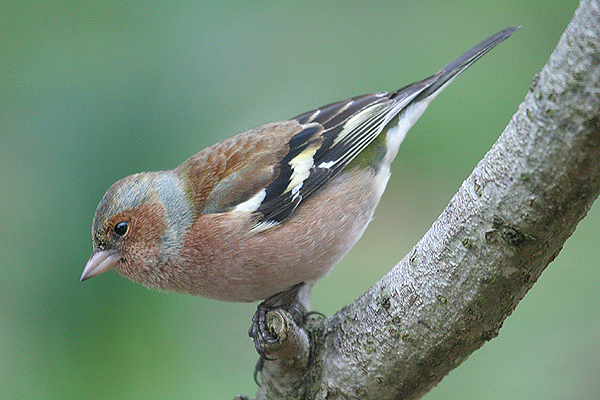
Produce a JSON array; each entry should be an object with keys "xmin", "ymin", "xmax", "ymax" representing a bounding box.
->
[{"xmin": 80, "ymin": 249, "xmax": 120, "ymax": 281}]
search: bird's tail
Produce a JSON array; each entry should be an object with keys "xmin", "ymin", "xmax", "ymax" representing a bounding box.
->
[{"xmin": 408, "ymin": 26, "xmax": 521, "ymax": 102}]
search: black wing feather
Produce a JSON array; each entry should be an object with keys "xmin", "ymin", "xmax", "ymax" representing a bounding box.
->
[{"xmin": 256, "ymin": 94, "xmax": 393, "ymax": 224}]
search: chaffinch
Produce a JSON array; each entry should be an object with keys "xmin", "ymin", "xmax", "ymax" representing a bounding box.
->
[{"xmin": 81, "ymin": 27, "xmax": 518, "ymax": 324}]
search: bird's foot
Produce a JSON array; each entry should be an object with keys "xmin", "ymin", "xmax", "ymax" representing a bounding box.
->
[
  {"xmin": 249, "ymin": 282, "xmax": 326, "ymax": 384},
  {"xmin": 248, "ymin": 282, "xmax": 306, "ymax": 360}
]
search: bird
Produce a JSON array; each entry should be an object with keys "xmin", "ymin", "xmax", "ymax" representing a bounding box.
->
[{"xmin": 81, "ymin": 27, "xmax": 518, "ymax": 351}]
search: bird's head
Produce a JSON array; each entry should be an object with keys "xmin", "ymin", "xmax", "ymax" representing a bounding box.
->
[{"xmin": 81, "ymin": 171, "xmax": 192, "ymax": 284}]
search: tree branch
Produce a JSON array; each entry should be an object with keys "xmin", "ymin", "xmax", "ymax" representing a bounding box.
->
[{"xmin": 251, "ymin": 0, "xmax": 600, "ymax": 398}]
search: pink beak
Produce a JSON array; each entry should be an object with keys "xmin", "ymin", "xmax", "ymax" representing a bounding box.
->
[{"xmin": 80, "ymin": 249, "xmax": 120, "ymax": 281}]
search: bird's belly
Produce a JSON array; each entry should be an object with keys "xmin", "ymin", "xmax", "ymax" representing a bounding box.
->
[{"xmin": 175, "ymin": 166, "xmax": 390, "ymax": 302}]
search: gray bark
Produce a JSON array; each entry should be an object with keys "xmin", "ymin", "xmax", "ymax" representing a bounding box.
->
[{"xmin": 247, "ymin": 0, "xmax": 600, "ymax": 398}]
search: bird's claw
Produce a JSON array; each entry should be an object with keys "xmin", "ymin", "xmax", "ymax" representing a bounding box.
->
[
  {"xmin": 248, "ymin": 301, "xmax": 304, "ymax": 360},
  {"xmin": 248, "ymin": 282, "xmax": 306, "ymax": 360}
]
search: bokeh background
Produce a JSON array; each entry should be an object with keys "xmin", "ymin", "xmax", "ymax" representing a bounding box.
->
[{"xmin": 2, "ymin": 1, "xmax": 598, "ymax": 399}]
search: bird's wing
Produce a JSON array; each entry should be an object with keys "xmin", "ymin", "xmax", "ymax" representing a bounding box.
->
[{"xmin": 251, "ymin": 88, "xmax": 427, "ymax": 230}]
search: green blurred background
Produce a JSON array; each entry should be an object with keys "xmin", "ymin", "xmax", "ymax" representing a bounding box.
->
[{"xmin": 2, "ymin": 1, "xmax": 598, "ymax": 399}]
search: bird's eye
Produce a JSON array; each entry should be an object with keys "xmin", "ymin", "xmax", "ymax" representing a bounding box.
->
[{"xmin": 113, "ymin": 221, "xmax": 129, "ymax": 237}]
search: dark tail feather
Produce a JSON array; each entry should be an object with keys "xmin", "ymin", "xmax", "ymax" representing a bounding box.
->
[{"xmin": 403, "ymin": 26, "xmax": 520, "ymax": 101}]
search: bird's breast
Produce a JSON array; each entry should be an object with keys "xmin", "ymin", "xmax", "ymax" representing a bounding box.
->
[{"xmin": 169, "ymin": 166, "xmax": 389, "ymax": 302}]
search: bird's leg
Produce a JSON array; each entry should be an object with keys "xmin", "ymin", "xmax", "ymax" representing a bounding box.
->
[
  {"xmin": 249, "ymin": 283, "xmax": 327, "ymax": 384},
  {"xmin": 248, "ymin": 282, "xmax": 307, "ymax": 360}
]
